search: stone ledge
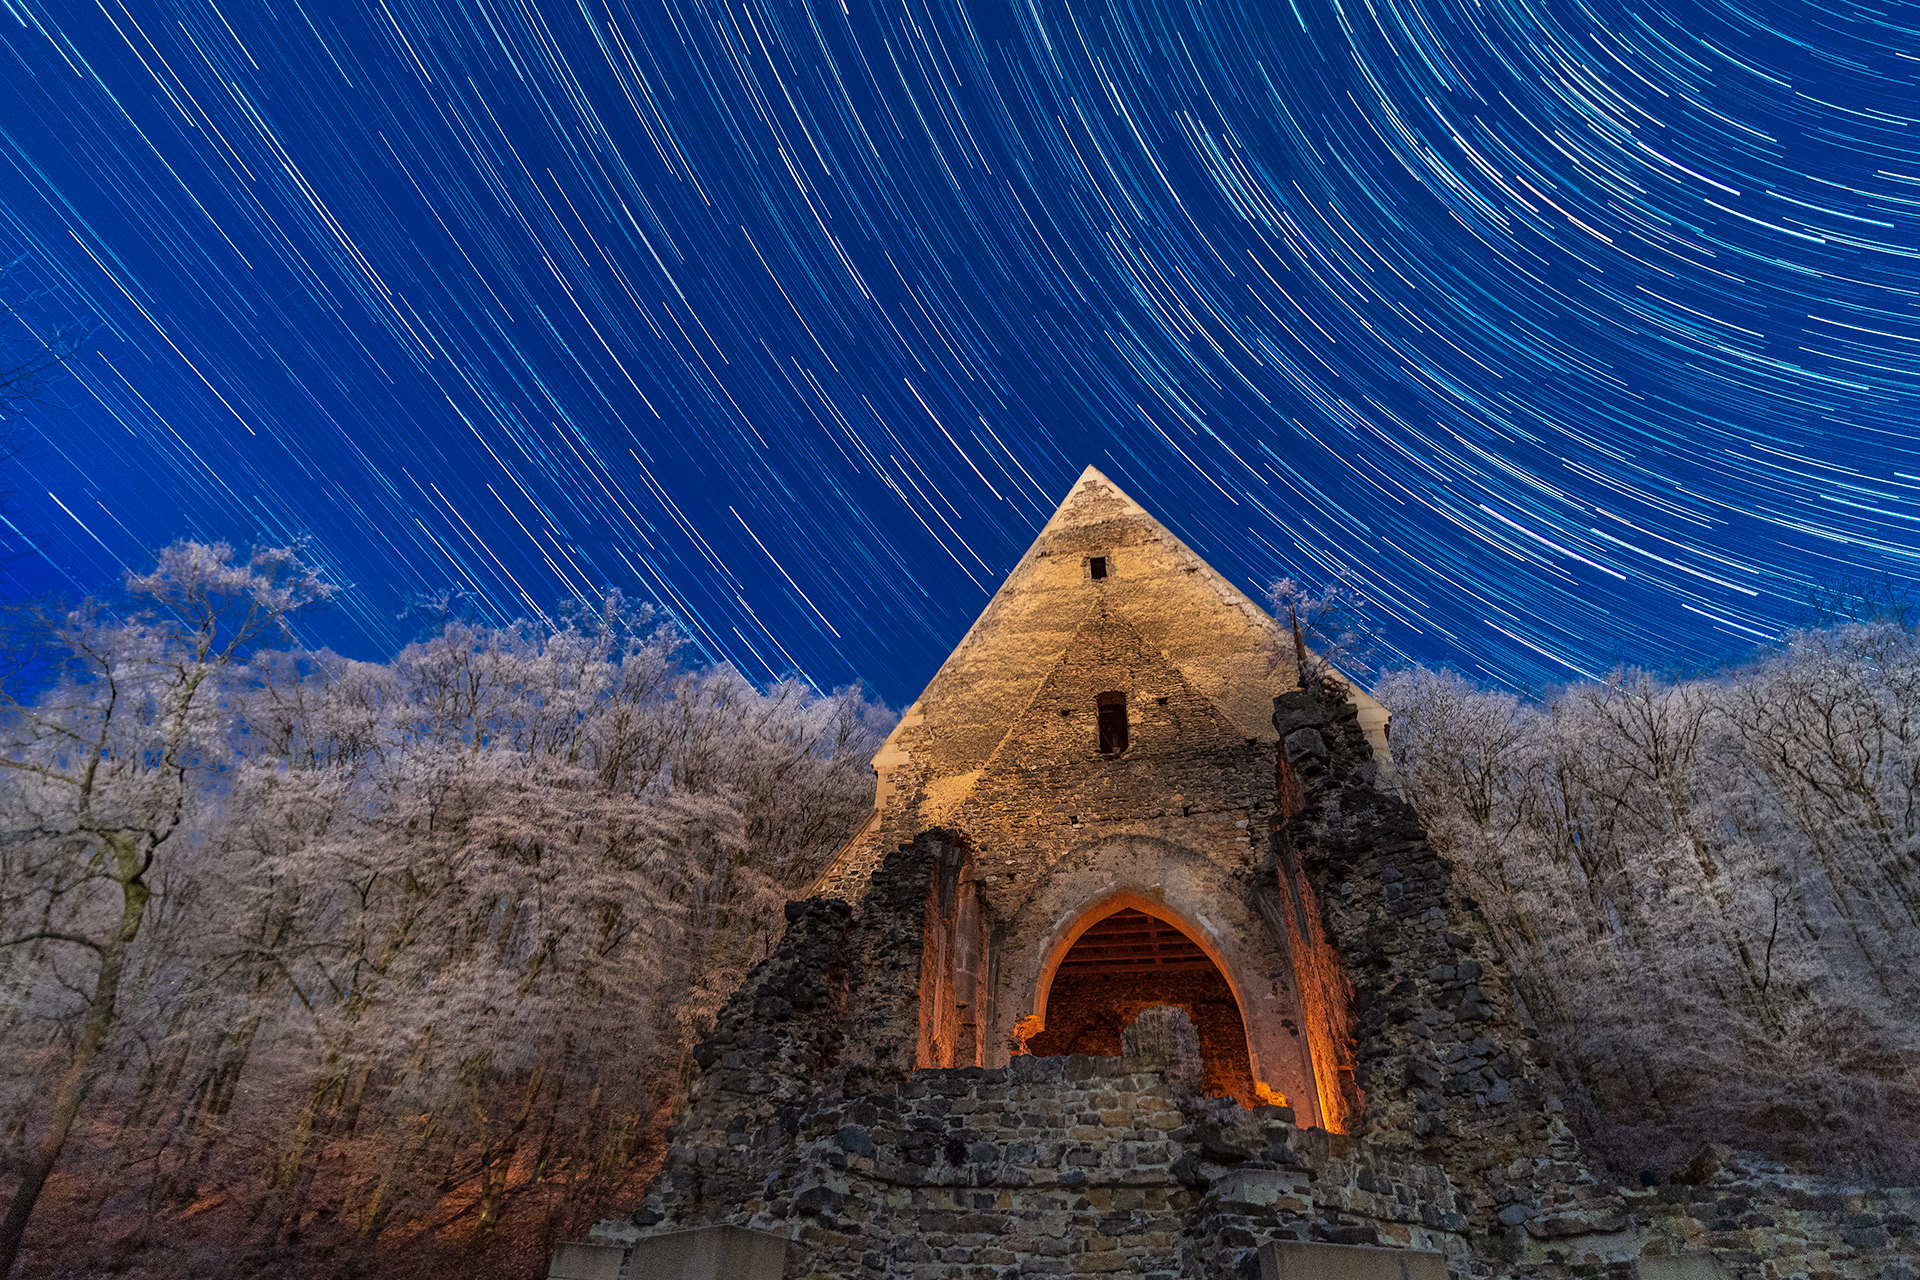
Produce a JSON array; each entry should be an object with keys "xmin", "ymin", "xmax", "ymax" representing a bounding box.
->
[
  {"xmin": 550, "ymin": 1225, "xmax": 794, "ymax": 1280},
  {"xmin": 547, "ymin": 1242, "xmax": 626, "ymax": 1280},
  {"xmin": 1257, "ymin": 1239, "xmax": 1449, "ymax": 1280}
]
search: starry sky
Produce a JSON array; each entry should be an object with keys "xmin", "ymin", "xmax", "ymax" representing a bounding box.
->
[{"xmin": 1, "ymin": 0, "xmax": 1915, "ymax": 703}]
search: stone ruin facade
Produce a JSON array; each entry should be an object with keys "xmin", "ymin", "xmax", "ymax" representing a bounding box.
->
[{"xmin": 554, "ymin": 469, "xmax": 1918, "ymax": 1280}]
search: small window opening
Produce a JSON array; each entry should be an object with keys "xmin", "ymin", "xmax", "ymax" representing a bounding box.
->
[
  {"xmin": 1096, "ymin": 691, "xmax": 1128, "ymax": 754},
  {"xmin": 1089, "ymin": 556, "xmax": 1108, "ymax": 580}
]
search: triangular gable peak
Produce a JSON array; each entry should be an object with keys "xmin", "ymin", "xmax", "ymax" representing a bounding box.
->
[
  {"xmin": 812, "ymin": 462, "xmax": 1393, "ymax": 905},
  {"xmin": 866, "ymin": 466, "xmax": 1299, "ymax": 817}
]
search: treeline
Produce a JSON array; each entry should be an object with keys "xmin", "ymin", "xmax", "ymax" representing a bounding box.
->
[
  {"xmin": 6, "ymin": 543, "xmax": 1916, "ymax": 1279},
  {"xmin": 0, "ymin": 543, "xmax": 888, "ymax": 1279},
  {"xmin": 1378, "ymin": 621, "xmax": 1920, "ymax": 1183}
]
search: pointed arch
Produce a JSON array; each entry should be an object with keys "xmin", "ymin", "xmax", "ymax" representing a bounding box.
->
[
  {"xmin": 1026, "ymin": 893, "xmax": 1258, "ymax": 1104},
  {"xmin": 989, "ymin": 836, "xmax": 1330, "ymax": 1127},
  {"xmin": 1032, "ymin": 891, "xmax": 1248, "ymax": 1027}
]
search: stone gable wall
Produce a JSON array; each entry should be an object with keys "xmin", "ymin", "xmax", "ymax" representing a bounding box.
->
[
  {"xmin": 812, "ymin": 471, "xmax": 1301, "ymax": 914},
  {"xmin": 948, "ymin": 609, "xmax": 1274, "ymax": 923}
]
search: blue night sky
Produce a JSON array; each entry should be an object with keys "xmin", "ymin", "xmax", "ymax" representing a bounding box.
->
[{"xmin": 1, "ymin": 0, "xmax": 1915, "ymax": 704}]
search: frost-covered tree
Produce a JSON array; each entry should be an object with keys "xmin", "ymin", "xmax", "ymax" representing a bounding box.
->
[
  {"xmin": 1268, "ymin": 572, "xmax": 1375, "ymax": 684},
  {"xmin": 1376, "ymin": 624, "xmax": 1920, "ymax": 1181},
  {"xmin": 1, "ymin": 561, "xmax": 886, "ymax": 1278},
  {"xmin": 0, "ymin": 542, "xmax": 335, "ymax": 1275}
]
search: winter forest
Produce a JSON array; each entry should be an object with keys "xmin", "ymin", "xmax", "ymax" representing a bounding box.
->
[
  {"xmin": 1379, "ymin": 618, "xmax": 1920, "ymax": 1185},
  {"xmin": 1, "ymin": 543, "xmax": 1916, "ymax": 1279},
  {"xmin": 0, "ymin": 542, "xmax": 890, "ymax": 1278}
]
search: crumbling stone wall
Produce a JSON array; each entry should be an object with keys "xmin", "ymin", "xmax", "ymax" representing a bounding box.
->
[
  {"xmin": 1028, "ymin": 967, "xmax": 1255, "ymax": 1103},
  {"xmin": 661, "ymin": 899, "xmax": 852, "ymax": 1224},
  {"xmin": 639, "ymin": 1007, "xmax": 1477, "ymax": 1280},
  {"xmin": 1611, "ymin": 1155, "xmax": 1919, "ymax": 1280},
  {"xmin": 631, "ymin": 813, "xmax": 1914, "ymax": 1280},
  {"xmin": 1273, "ymin": 680, "xmax": 1623, "ymax": 1242},
  {"xmin": 1260, "ymin": 743, "xmax": 1365, "ymax": 1132},
  {"xmin": 917, "ymin": 833, "xmax": 989, "ymax": 1070},
  {"xmin": 840, "ymin": 834, "xmax": 945, "ymax": 1094}
]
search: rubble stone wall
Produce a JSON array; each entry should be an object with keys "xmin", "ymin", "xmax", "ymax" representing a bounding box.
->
[
  {"xmin": 643, "ymin": 1039, "xmax": 1474, "ymax": 1280},
  {"xmin": 1273, "ymin": 682, "xmax": 1617, "ymax": 1241},
  {"xmin": 634, "ymin": 803, "xmax": 1917, "ymax": 1280}
]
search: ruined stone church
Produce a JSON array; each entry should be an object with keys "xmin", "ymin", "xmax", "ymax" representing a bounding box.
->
[{"xmin": 552, "ymin": 469, "xmax": 1898, "ymax": 1280}]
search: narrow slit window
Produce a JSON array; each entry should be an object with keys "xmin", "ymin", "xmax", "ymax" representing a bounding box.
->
[
  {"xmin": 1096, "ymin": 691, "xmax": 1128, "ymax": 754},
  {"xmin": 1088, "ymin": 556, "xmax": 1108, "ymax": 580}
]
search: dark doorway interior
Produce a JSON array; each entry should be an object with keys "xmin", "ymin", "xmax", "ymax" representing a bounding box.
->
[{"xmin": 1027, "ymin": 908, "xmax": 1254, "ymax": 1103}]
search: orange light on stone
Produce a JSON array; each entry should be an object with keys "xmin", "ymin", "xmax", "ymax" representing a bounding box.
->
[
  {"xmin": 1028, "ymin": 901, "xmax": 1260, "ymax": 1105},
  {"xmin": 1009, "ymin": 1014, "xmax": 1045, "ymax": 1056}
]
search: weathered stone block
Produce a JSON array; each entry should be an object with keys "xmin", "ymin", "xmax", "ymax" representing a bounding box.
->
[
  {"xmin": 547, "ymin": 1242, "xmax": 627, "ymax": 1280},
  {"xmin": 1634, "ymin": 1256, "xmax": 1729, "ymax": 1280},
  {"xmin": 624, "ymin": 1225, "xmax": 793, "ymax": 1280},
  {"xmin": 1256, "ymin": 1241, "xmax": 1447, "ymax": 1280},
  {"xmin": 1213, "ymin": 1168, "xmax": 1309, "ymax": 1207},
  {"xmin": 1120, "ymin": 1005, "xmax": 1203, "ymax": 1094}
]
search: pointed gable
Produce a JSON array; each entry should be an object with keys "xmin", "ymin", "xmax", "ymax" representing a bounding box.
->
[
  {"xmin": 811, "ymin": 465, "xmax": 1397, "ymax": 902},
  {"xmin": 870, "ymin": 466, "xmax": 1297, "ymax": 810}
]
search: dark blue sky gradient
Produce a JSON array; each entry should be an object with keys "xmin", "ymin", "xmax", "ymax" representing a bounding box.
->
[{"xmin": 1, "ymin": 0, "xmax": 1916, "ymax": 703}]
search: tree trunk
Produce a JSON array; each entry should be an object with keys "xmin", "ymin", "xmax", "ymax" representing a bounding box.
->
[{"xmin": 0, "ymin": 878, "xmax": 148, "ymax": 1279}]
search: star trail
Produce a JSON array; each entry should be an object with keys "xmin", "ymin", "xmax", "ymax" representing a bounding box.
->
[{"xmin": 0, "ymin": 0, "xmax": 1915, "ymax": 702}]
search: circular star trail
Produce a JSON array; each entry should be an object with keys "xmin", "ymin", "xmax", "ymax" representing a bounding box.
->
[{"xmin": 1, "ymin": 0, "xmax": 1915, "ymax": 701}]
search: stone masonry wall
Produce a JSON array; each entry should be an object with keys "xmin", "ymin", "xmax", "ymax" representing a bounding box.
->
[
  {"xmin": 639, "ymin": 1032, "xmax": 1476, "ymax": 1280},
  {"xmin": 664, "ymin": 898, "xmax": 852, "ymax": 1225},
  {"xmin": 1607, "ymin": 1159, "xmax": 1919, "ymax": 1280},
  {"xmin": 632, "ymin": 865, "xmax": 1916, "ymax": 1280},
  {"xmin": 1273, "ymin": 680, "xmax": 1624, "ymax": 1245},
  {"xmin": 841, "ymin": 834, "xmax": 946, "ymax": 1095},
  {"xmin": 944, "ymin": 608, "xmax": 1277, "ymax": 928}
]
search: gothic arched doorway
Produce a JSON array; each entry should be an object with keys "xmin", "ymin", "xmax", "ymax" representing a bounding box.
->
[{"xmin": 1026, "ymin": 903, "xmax": 1255, "ymax": 1104}]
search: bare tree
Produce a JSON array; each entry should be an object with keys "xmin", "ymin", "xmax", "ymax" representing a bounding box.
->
[
  {"xmin": 1375, "ymin": 632, "xmax": 1920, "ymax": 1182},
  {"xmin": 0, "ymin": 541, "xmax": 335, "ymax": 1276},
  {"xmin": 1268, "ymin": 571, "xmax": 1375, "ymax": 685},
  {"xmin": 0, "ymin": 573, "xmax": 889, "ymax": 1277}
]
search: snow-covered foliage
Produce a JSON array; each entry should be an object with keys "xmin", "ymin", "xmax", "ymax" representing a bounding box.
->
[
  {"xmin": 1377, "ymin": 625, "xmax": 1920, "ymax": 1182},
  {"xmin": 0, "ymin": 548, "xmax": 888, "ymax": 1275},
  {"xmin": 1268, "ymin": 573, "xmax": 1375, "ymax": 683}
]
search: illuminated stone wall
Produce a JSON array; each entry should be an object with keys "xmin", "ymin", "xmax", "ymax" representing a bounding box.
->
[
  {"xmin": 810, "ymin": 467, "xmax": 1381, "ymax": 1125},
  {"xmin": 595, "ymin": 470, "xmax": 1919, "ymax": 1280},
  {"xmin": 1026, "ymin": 967, "xmax": 1256, "ymax": 1103}
]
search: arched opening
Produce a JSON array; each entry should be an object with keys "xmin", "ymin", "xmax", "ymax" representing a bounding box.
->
[{"xmin": 1026, "ymin": 903, "xmax": 1256, "ymax": 1104}]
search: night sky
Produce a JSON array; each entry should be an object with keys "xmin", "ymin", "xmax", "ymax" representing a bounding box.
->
[{"xmin": 1, "ymin": 0, "xmax": 1915, "ymax": 704}]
